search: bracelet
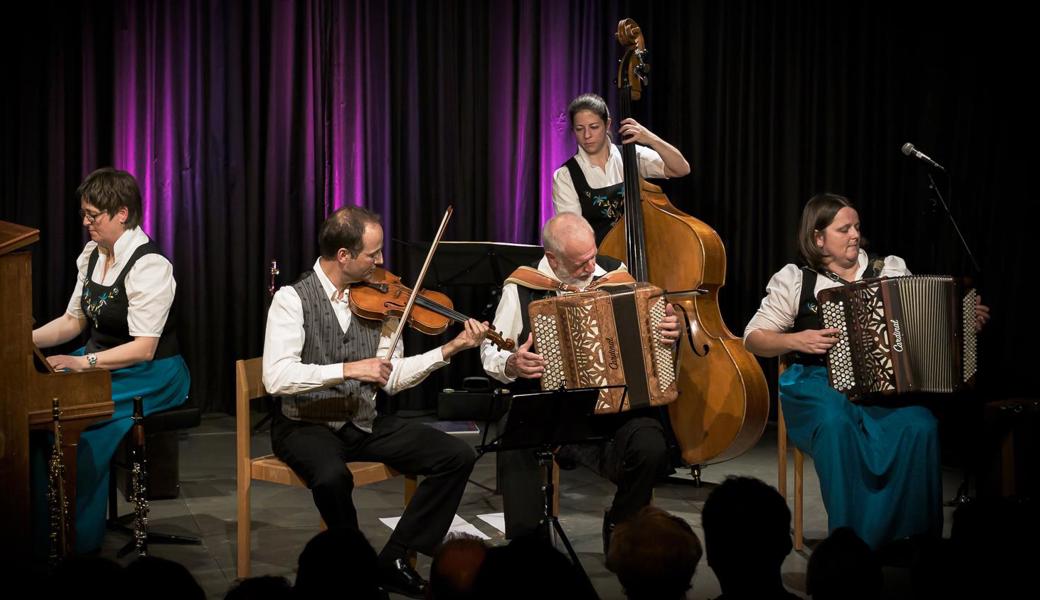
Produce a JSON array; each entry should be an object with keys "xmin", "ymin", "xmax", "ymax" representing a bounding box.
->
[{"xmin": 87, "ymin": 353, "xmax": 98, "ymax": 368}]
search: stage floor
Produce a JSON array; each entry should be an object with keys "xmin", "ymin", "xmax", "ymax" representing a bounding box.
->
[{"xmin": 100, "ymin": 413, "xmax": 963, "ymax": 599}]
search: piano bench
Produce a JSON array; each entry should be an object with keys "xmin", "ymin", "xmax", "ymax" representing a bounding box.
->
[{"xmin": 113, "ymin": 404, "xmax": 201, "ymax": 500}]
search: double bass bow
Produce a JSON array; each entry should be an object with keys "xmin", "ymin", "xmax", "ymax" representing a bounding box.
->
[{"xmin": 599, "ymin": 19, "xmax": 769, "ymax": 467}]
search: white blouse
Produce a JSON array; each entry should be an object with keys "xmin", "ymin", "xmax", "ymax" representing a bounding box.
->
[
  {"xmin": 743, "ymin": 250, "xmax": 911, "ymax": 339},
  {"xmin": 64, "ymin": 227, "xmax": 176, "ymax": 338},
  {"xmin": 551, "ymin": 143, "xmax": 666, "ymax": 216}
]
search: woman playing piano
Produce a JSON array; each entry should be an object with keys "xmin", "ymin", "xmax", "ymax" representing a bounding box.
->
[
  {"xmin": 743, "ymin": 193, "xmax": 990, "ymax": 551},
  {"xmin": 32, "ymin": 167, "xmax": 190, "ymax": 553}
]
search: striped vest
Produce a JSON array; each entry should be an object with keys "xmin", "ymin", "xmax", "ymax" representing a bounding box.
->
[{"xmin": 278, "ymin": 270, "xmax": 382, "ymax": 430}]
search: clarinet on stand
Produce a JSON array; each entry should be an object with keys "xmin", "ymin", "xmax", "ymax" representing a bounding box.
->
[
  {"xmin": 269, "ymin": 260, "xmax": 280, "ymax": 297},
  {"xmin": 118, "ymin": 396, "xmax": 150, "ymax": 557},
  {"xmin": 47, "ymin": 397, "xmax": 71, "ymax": 564},
  {"xmin": 252, "ymin": 260, "xmax": 280, "ymax": 434}
]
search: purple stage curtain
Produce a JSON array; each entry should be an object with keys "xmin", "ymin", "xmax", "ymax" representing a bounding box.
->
[{"xmin": 2, "ymin": 1, "xmax": 1031, "ymax": 412}]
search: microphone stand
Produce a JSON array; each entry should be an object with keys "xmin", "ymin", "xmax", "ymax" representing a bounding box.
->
[
  {"xmin": 927, "ymin": 171, "xmax": 981, "ymax": 275},
  {"xmin": 924, "ymin": 170, "xmax": 982, "ymax": 507}
]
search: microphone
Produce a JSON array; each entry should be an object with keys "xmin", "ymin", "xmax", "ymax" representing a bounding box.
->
[{"xmin": 901, "ymin": 143, "xmax": 946, "ymax": 172}]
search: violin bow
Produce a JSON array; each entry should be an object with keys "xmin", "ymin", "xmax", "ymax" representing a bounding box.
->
[{"xmin": 381, "ymin": 206, "xmax": 454, "ymax": 361}]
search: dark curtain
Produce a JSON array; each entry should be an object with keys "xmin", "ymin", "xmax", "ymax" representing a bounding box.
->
[{"xmin": 2, "ymin": 1, "xmax": 1032, "ymax": 414}]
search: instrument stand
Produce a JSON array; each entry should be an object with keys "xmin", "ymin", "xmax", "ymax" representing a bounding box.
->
[
  {"xmin": 107, "ymin": 511, "xmax": 202, "ymax": 558},
  {"xmin": 666, "ymin": 464, "xmax": 703, "ymax": 488},
  {"xmin": 944, "ymin": 478, "xmax": 974, "ymax": 507},
  {"xmin": 107, "ymin": 397, "xmax": 201, "ymax": 557},
  {"xmin": 535, "ymin": 449, "xmax": 583, "ymax": 570}
]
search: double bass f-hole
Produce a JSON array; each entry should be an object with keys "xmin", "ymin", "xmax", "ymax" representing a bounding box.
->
[{"xmin": 664, "ymin": 290, "xmax": 711, "ymax": 358}]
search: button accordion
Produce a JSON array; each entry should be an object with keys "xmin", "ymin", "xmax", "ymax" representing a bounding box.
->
[
  {"xmin": 818, "ymin": 275, "xmax": 978, "ymax": 400},
  {"xmin": 528, "ymin": 283, "xmax": 678, "ymax": 414}
]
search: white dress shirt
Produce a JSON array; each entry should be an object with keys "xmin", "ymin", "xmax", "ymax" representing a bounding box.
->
[
  {"xmin": 480, "ymin": 256, "xmax": 622, "ymax": 383},
  {"xmin": 551, "ymin": 143, "xmax": 666, "ymax": 216},
  {"xmin": 743, "ymin": 250, "xmax": 911, "ymax": 339},
  {"xmin": 263, "ymin": 258, "xmax": 450, "ymax": 397},
  {"xmin": 65, "ymin": 226, "xmax": 175, "ymax": 337}
]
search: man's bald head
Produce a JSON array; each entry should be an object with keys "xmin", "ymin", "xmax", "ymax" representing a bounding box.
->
[
  {"xmin": 542, "ymin": 212, "xmax": 595, "ymax": 256},
  {"xmin": 542, "ymin": 213, "xmax": 598, "ymax": 287}
]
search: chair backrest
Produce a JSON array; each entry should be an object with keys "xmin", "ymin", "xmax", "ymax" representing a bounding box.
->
[
  {"xmin": 236, "ymin": 357, "xmax": 267, "ymax": 489},
  {"xmin": 236, "ymin": 357, "xmax": 266, "ymax": 412}
]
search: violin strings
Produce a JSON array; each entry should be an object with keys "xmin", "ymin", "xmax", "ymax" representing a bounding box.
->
[{"xmin": 414, "ymin": 294, "xmax": 468, "ymax": 322}]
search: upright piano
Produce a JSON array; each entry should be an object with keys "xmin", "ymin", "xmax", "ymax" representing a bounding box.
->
[{"xmin": 0, "ymin": 220, "xmax": 113, "ymax": 559}]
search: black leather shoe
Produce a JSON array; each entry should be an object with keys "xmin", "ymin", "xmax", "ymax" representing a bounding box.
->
[
  {"xmin": 378, "ymin": 558, "xmax": 427, "ymax": 599},
  {"xmin": 602, "ymin": 510, "xmax": 616, "ymax": 558}
]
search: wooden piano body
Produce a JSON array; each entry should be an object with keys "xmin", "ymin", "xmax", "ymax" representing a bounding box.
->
[{"xmin": 0, "ymin": 220, "xmax": 113, "ymax": 559}]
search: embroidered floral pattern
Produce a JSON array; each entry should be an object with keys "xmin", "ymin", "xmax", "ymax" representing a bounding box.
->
[
  {"xmin": 590, "ymin": 189, "xmax": 625, "ymax": 223},
  {"xmin": 82, "ymin": 283, "xmax": 121, "ymax": 329}
]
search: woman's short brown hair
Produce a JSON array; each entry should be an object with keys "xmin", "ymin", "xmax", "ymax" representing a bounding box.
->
[{"xmin": 76, "ymin": 167, "xmax": 143, "ymax": 229}]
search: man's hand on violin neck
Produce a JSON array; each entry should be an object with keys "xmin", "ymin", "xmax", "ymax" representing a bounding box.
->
[
  {"xmin": 343, "ymin": 357, "xmax": 393, "ymax": 386},
  {"xmin": 441, "ymin": 319, "xmax": 491, "ymax": 360}
]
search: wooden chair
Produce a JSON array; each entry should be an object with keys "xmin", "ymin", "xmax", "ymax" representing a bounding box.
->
[
  {"xmin": 776, "ymin": 356, "xmax": 804, "ymax": 550},
  {"xmin": 235, "ymin": 357, "xmax": 417, "ymax": 578}
]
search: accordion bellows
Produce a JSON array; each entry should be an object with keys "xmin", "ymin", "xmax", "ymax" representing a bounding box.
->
[
  {"xmin": 528, "ymin": 283, "xmax": 678, "ymax": 414},
  {"xmin": 818, "ymin": 275, "xmax": 978, "ymax": 400}
]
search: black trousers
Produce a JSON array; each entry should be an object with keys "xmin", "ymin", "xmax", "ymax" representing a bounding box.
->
[
  {"xmin": 499, "ymin": 413, "xmax": 669, "ymax": 539},
  {"xmin": 271, "ymin": 409, "xmax": 476, "ymax": 556}
]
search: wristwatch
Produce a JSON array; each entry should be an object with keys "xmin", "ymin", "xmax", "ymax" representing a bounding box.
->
[{"xmin": 87, "ymin": 353, "xmax": 98, "ymax": 368}]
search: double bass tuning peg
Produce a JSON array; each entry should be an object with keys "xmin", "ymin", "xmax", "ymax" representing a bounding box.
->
[{"xmin": 636, "ymin": 51, "xmax": 651, "ymax": 78}]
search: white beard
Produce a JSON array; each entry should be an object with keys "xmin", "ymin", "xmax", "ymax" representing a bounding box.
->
[{"xmin": 560, "ymin": 272, "xmax": 594, "ymax": 291}]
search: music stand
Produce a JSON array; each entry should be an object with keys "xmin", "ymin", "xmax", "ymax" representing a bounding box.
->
[
  {"xmin": 424, "ymin": 240, "xmax": 544, "ymax": 288},
  {"xmin": 477, "ymin": 388, "xmax": 607, "ymax": 584},
  {"xmin": 394, "ymin": 239, "xmax": 544, "ymax": 317}
]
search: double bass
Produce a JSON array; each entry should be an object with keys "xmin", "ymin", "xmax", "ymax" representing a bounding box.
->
[{"xmin": 599, "ymin": 20, "xmax": 769, "ymax": 468}]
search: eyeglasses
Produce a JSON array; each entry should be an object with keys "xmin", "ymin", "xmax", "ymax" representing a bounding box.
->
[{"xmin": 79, "ymin": 209, "xmax": 105, "ymax": 223}]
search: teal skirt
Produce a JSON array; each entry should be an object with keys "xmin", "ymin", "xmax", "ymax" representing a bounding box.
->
[
  {"xmin": 33, "ymin": 351, "xmax": 191, "ymax": 554},
  {"xmin": 779, "ymin": 363, "xmax": 942, "ymax": 549}
]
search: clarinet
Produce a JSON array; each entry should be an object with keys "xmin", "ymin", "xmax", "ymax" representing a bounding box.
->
[
  {"xmin": 269, "ymin": 260, "xmax": 280, "ymax": 297},
  {"xmin": 128, "ymin": 396, "xmax": 150, "ymax": 556},
  {"xmin": 47, "ymin": 397, "xmax": 71, "ymax": 563}
]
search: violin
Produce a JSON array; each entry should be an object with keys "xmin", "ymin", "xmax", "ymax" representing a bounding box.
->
[{"xmin": 349, "ymin": 267, "xmax": 515, "ymax": 351}]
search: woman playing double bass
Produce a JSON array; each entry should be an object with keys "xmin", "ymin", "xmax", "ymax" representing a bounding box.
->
[{"xmin": 552, "ymin": 93, "xmax": 691, "ymax": 243}]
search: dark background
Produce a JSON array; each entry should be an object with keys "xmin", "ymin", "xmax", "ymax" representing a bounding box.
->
[{"xmin": 2, "ymin": 1, "xmax": 1033, "ymax": 424}]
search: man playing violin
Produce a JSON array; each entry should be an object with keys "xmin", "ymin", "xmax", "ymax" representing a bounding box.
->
[
  {"xmin": 480, "ymin": 212, "xmax": 681, "ymax": 557},
  {"xmin": 263, "ymin": 205, "xmax": 488, "ymax": 598}
]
